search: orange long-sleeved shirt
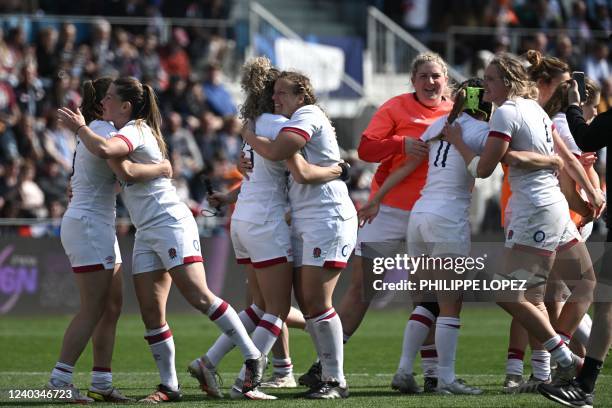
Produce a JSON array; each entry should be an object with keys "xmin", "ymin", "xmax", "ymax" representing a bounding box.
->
[{"xmin": 358, "ymin": 93, "xmax": 453, "ymax": 210}]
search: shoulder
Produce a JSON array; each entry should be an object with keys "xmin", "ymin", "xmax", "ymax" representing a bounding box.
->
[{"xmin": 90, "ymin": 120, "xmax": 117, "ymax": 136}]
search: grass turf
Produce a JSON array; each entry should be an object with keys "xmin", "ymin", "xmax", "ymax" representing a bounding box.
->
[{"xmin": 0, "ymin": 307, "xmax": 609, "ymax": 407}]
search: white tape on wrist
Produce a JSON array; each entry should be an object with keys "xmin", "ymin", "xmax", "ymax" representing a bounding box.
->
[{"xmin": 467, "ymin": 156, "xmax": 481, "ymax": 178}]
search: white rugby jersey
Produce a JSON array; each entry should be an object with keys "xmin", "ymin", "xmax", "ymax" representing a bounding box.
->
[
  {"xmin": 412, "ymin": 113, "xmax": 489, "ymax": 222},
  {"xmin": 233, "ymin": 113, "xmax": 289, "ymax": 224},
  {"xmin": 553, "ymin": 113, "xmax": 582, "ymax": 157},
  {"xmin": 489, "ymin": 98, "xmax": 565, "ymax": 208},
  {"xmin": 114, "ymin": 120, "xmax": 191, "ymax": 229},
  {"xmin": 284, "ymin": 105, "xmax": 356, "ymax": 220},
  {"xmin": 65, "ymin": 120, "xmax": 118, "ymax": 224}
]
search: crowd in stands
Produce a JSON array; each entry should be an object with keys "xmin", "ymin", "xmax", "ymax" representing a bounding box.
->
[{"xmin": 0, "ymin": 0, "xmax": 609, "ymax": 238}]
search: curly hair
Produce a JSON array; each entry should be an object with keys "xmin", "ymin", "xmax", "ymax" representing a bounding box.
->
[
  {"xmin": 277, "ymin": 70, "xmax": 317, "ymax": 106},
  {"xmin": 490, "ymin": 53, "xmax": 539, "ymax": 101},
  {"xmin": 239, "ymin": 57, "xmax": 280, "ymax": 121}
]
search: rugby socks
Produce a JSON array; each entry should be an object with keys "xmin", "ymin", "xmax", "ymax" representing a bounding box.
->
[
  {"xmin": 556, "ymin": 330, "xmax": 572, "ymax": 345},
  {"xmin": 576, "ymin": 356, "xmax": 603, "ymax": 393},
  {"xmin": 91, "ymin": 367, "xmax": 112, "ymax": 390},
  {"xmin": 530, "ymin": 349, "xmax": 551, "ymax": 381},
  {"xmin": 238, "ymin": 314, "xmax": 283, "ymax": 381},
  {"xmin": 435, "ymin": 317, "xmax": 460, "ymax": 384},
  {"xmin": 272, "ymin": 357, "xmax": 293, "ymax": 376},
  {"xmin": 420, "ymin": 344, "xmax": 438, "ymax": 378},
  {"xmin": 205, "ymin": 303, "xmax": 264, "ymax": 367},
  {"xmin": 50, "ymin": 362, "xmax": 74, "ymax": 386},
  {"xmin": 573, "ymin": 314, "xmax": 592, "ymax": 346},
  {"xmin": 397, "ymin": 306, "xmax": 436, "ymax": 374},
  {"xmin": 207, "ymin": 297, "xmax": 261, "ymax": 360},
  {"xmin": 144, "ymin": 324, "xmax": 178, "ymax": 390},
  {"xmin": 506, "ymin": 348, "xmax": 525, "ymax": 376},
  {"xmin": 308, "ymin": 308, "xmax": 346, "ymax": 387},
  {"xmin": 543, "ymin": 335, "xmax": 573, "ymax": 368}
]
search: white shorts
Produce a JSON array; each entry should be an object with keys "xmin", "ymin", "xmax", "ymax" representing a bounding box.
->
[
  {"xmin": 61, "ymin": 214, "xmax": 122, "ymax": 272},
  {"xmin": 505, "ymin": 199, "xmax": 581, "ymax": 256},
  {"xmin": 292, "ymin": 216, "xmax": 358, "ymax": 268},
  {"xmin": 231, "ymin": 218, "xmax": 293, "ymax": 268},
  {"xmin": 132, "ymin": 216, "xmax": 203, "ymax": 274},
  {"xmin": 407, "ymin": 212, "xmax": 471, "ymax": 257},
  {"xmin": 355, "ymin": 204, "xmax": 410, "ymax": 257}
]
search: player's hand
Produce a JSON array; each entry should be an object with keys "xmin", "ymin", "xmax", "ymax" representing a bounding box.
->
[
  {"xmin": 208, "ymin": 192, "xmax": 228, "ymax": 208},
  {"xmin": 579, "ymin": 152, "xmax": 597, "ymax": 167},
  {"xmin": 358, "ymin": 199, "xmax": 380, "ymax": 227},
  {"xmin": 241, "ymin": 120, "xmax": 256, "ymax": 143},
  {"xmin": 586, "ymin": 189, "xmax": 605, "ymax": 218},
  {"xmin": 57, "ymin": 107, "xmax": 86, "ymax": 133},
  {"xmin": 404, "ymin": 137, "xmax": 428, "ymax": 158},
  {"xmin": 160, "ymin": 159, "xmax": 173, "ymax": 179},
  {"xmin": 550, "ymin": 155, "xmax": 564, "ymax": 172},
  {"xmin": 237, "ymin": 151, "xmax": 253, "ymax": 179},
  {"xmin": 442, "ymin": 122, "xmax": 463, "ymax": 145},
  {"xmin": 568, "ymin": 79, "xmax": 581, "ymax": 106}
]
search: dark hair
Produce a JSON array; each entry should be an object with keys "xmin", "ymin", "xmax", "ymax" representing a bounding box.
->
[
  {"xmin": 277, "ymin": 71, "xmax": 317, "ymax": 106},
  {"xmin": 113, "ymin": 77, "xmax": 166, "ymax": 157},
  {"xmin": 448, "ymin": 77, "xmax": 492, "ymax": 123},
  {"xmin": 81, "ymin": 77, "xmax": 113, "ymax": 124}
]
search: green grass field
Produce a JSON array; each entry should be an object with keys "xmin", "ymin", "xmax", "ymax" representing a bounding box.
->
[{"xmin": 0, "ymin": 307, "xmax": 610, "ymax": 407}]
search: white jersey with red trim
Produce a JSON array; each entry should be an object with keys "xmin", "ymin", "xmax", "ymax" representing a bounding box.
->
[
  {"xmin": 489, "ymin": 97, "xmax": 564, "ymax": 207},
  {"xmin": 412, "ymin": 113, "xmax": 489, "ymax": 222},
  {"xmin": 65, "ymin": 120, "xmax": 118, "ymax": 224},
  {"xmin": 232, "ymin": 113, "xmax": 289, "ymax": 224},
  {"xmin": 283, "ymin": 105, "xmax": 356, "ymax": 220},
  {"xmin": 114, "ymin": 120, "xmax": 191, "ymax": 229},
  {"xmin": 553, "ymin": 113, "xmax": 582, "ymax": 156}
]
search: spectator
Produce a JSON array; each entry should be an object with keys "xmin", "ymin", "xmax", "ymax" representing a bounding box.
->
[
  {"xmin": 218, "ymin": 115, "xmax": 242, "ymax": 162},
  {"xmin": 112, "ymin": 28, "xmax": 141, "ymax": 77},
  {"xmin": 36, "ymin": 27, "xmax": 60, "ymax": 83},
  {"xmin": 15, "ymin": 115, "xmax": 44, "ymax": 162},
  {"xmin": 159, "ymin": 27, "xmax": 191, "ymax": 80},
  {"xmin": 166, "ymin": 111, "xmax": 204, "ymax": 180},
  {"xmin": 18, "ymin": 160, "xmax": 46, "ymax": 218},
  {"xmin": 553, "ymin": 34, "xmax": 582, "ymax": 71},
  {"xmin": 15, "ymin": 62, "xmax": 45, "ymax": 117},
  {"xmin": 89, "ymin": 18, "xmax": 116, "ymax": 77},
  {"xmin": 585, "ymin": 41, "xmax": 611, "ymax": 86},
  {"xmin": 194, "ymin": 110, "xmax": 223, "ymax": 165},
  {"xmin": 56, "ymin": 23, "xmax": 78, "ymax": 69},
  {"xmin": 37, "ymin": 158, "xmax": 69, "ymax": 205},
  {"xmin": 202, "ymin": 62, "xmax": 237, "ymax": 117},
  {"xmin": 0, "ymin": 78, "xmax": 21, "ymax": 163},
  {"xmin": 41, "ymin": 112, "xmax": 75, "ymax": 174},
  {"xmin": 567, "ymin": 0, "xmax": 592, "ymax": 43},
  {"xmin": 139, "ymin": 32, "xmax": 167, "ymax": 91}
]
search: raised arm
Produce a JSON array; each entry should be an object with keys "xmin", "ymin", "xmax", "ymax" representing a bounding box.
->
[
  {"xmin": 286, "ymin": 154, "xmax": 342, "ymax": 184},
  {"xmin": 107, "ymin": 158, "xmax": 172, "ymax": 183},
  {"xmin": 57, "ymin": 107, "xmax": 130, "ymax": 159},
  {"xmin": 566, "ymin": 81, "xmax": 611, "ymax": 152}
]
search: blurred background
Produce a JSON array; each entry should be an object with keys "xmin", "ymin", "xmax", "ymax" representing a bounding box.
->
[{"xmin": 0, "ymin": 0, "xmax": 610, "ymax": 313}]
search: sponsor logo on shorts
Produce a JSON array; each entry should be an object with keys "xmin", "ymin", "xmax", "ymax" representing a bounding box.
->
[
  {"xmin": 104, "ymin": 256, "xmax": 114, "ymax": 264},
  {"xmin": 341, "ymin": 245, "xmax": 349, "ymax": 257},
  {"xmin": 533, "ymin": 230, "xmax": 546, "ymax": 243},
  {"xmin": 168, "ymin": 248, "xmax": 177, "ymax": 259},
  {"xmin": 193, "ymin": 240, "xmax": 200, "ymax": 251},
  {"xmin": 313, "ymin": 247, "xmax": 321, "ymax": 258},
  {"xmin": 508, "ymin": 230, "xmax": 513, "ymax": 240}
]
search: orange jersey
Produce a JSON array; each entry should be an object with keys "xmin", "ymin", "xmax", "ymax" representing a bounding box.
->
[
  {"xmin": 500, "ymin": 165, "xmax": 511, "ymax": 227},
  {"xmin": 358, "ymin": 93, "xmax": 453, "ymax": 210}
]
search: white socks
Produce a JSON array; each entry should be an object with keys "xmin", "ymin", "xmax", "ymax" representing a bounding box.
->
[
  {"xmin": 506, "ymin": 348, "xmax": 525, "ymax": 376},
  {"xmin": 435, "ymin": 317, "xmax": 460, "ymax": 384},
  {"xmin": 145, "ymin": 323, "xmax": 178, "ymax": 390},
  {"xmin": 531, "ymin": 349, "xmax": 551, "ymax": 381},
  {"xmin": 205, "ymin": 303, "xmax": 264, "ymax": 367},
  {"xmin": 50, "ymin": 362, "xmax": 74, "ymax": 386},
  {"xmin": 543, "ymin": 335, "xmax": 573, "ymax": 368},
  {"xmin": 397, "ymin": 306, "xmax": 436, "ymax": 374},
  {"xmin": 91, "ymin": 367, "xmax": 112, "ymax": 390},
  {"xmin": 307, "ymin": 308, "xmax": 345, "ymax": 387},
  {"xmin": 207, "ymin": 297, "xmax": 260, "ymax": 360}
]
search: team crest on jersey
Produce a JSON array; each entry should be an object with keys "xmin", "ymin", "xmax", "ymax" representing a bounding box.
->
[
  {"xmin": 313, "ymin": 247, "xmax": 322, "ymax": 258},
  {"xmin": 193, "ymin": 240, "xmax": 200, "ymax": 251},
  {"xmin": 533, "ymin": 231, "xmax": 546, "ymax": 243},
  {"xmin": 168, "ymin": 248, "xmax": 177, "ymax": 259},
  {"xmin": 105, "ymin": 255, "xmax": 114, "ymax": 263}
]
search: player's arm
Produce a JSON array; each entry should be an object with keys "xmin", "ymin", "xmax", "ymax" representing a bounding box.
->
[
  {"xmin": 502, "ymin": 150, "xmax": 564, "ymax": 171},
  {"xmin": 358, "ymin": 157, "xmax": 424, "ymax": 225},
  {"xmin": 558, "ymin": 168, "xmax": 593, "ymax": 218},
  {"xmin": 209, "ymin": 186, "xmax": 240, "ymax": 207},
  {"xmin": 107, "ymin": 158, "xmax": 173, "ymax": 182},
  {"xmin": 57, "ymin": 107, "xmax": 129, "ymax": 159},
  {"xmin": 241, "ymin": 124, "xmax": 306, "ymax": 161},
  {"xmin": 286, "ymin": 154, "xmax": 342, "ymax": 184},
  {"xmin": 553, "ymin": 129, "xmax": 603, "ymax": 211}
]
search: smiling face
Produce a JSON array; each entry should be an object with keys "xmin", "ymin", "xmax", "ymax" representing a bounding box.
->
[
  {"xmin": 272, "ymin": 78, "xmax": 304, "ymax": 118},
  {"xmin": 411, "ymin": 61, "xmax": 447, "ymax": 107},
  {"xmin": 101, "ymin": 83, "xmax": 130, "ymax": 126},
  {"xmin": 483, "ymin": 64, "xmax": 510, "ymax": 105}
]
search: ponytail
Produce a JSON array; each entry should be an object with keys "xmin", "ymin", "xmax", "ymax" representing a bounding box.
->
[{"xmin": 140, "ymin": 84, "xmax": 166, "ymax": 158}]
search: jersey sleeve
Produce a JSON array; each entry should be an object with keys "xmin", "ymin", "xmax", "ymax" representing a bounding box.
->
[
  {"xmin": 419, "ymin": 116, "xmax": 447, "ymax": 142},
  {"xmin": 488, "ymin": 104, "xmax": 515, "ymax": 142},
  {"xmin": 256, "ymin": 114, "xmax": 289, "ymax": 139},
  {"xmin": 358, "ymin": 100, "xmax": 405, "ymax": 162},
  {"xmin": 473, "ymin": 122, "xmax": 490, "ymax": 154},
  {"xmin": 553, "ymin": 115, "xmax": 581, "ymax": 156},
  {"xmin": 113, "ymin": 123, "xmax": 143, "ymax": 153},
  {"xmin": 280, "ymin": 106, "xmax": 317, "ymax": 142},
  {"xmin": 89, "ymin": 121, "xmax": 117, "ymax": 140}
]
